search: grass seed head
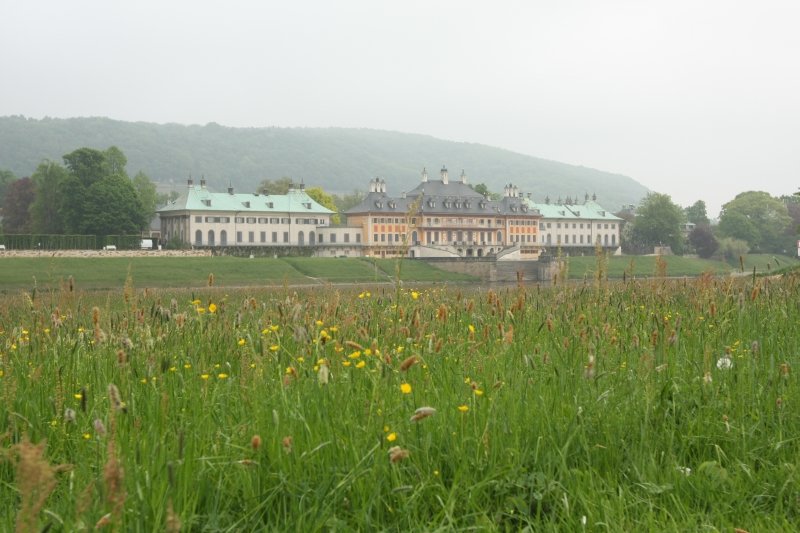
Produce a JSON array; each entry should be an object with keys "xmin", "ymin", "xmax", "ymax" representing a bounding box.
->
[
  {"xmin": 399, "ymin": 355, "xmax": 418, "ymax": 372},
  {"xmin": 388, "ymin": 446, "xmax": 410, "ymax": 463},
  {"xmin": 410, "ymin": 406, "xmax": 436, "ymax": 422}
]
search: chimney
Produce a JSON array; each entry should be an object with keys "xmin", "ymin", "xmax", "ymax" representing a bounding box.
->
[
  {"xmin": 227, "ymin": 181, "xmax": 234, "ymax": 195},
  {"xmin": 421, "ymin": 167, "xmax": 428, "ymax": 182},
  {"xmin": 380, "ymin": 178, "xmax": 386, "ymax": 193},
  {"xmin": 188, "ymin": 177, "xmax": 194, "ymax": 187},
  {"xmin": 200, "ymin": 176, "xmax": 206, "ymax": 188},
  {"xmin": 441, "ymin": 166, "xmax": 449, "ymax": 184},
  {"xmin": 460, "ymin": 169, "xmax": 467, "ymax": 184}
]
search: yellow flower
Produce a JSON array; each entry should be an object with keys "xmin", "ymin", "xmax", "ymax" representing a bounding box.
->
[
  {"xmin": 458, "ymin": 405, "xmax": 469, "ymax": 412},
  {"xmin": 411, "ymin": 291, "xmax": 419, "ymax": 300},
  {"xmin": 191, "ymin": 299, "xmax": 201, "ymax": 305},
  {"xmin": 238, "ymin": 339, "xmax": 246, "ymax": 346},
  {"xmin": 348, "ymin": 351, "xmax": 361, "ymax": 359},
  {"xmin": 386, "ymin": 432, "xmax": 397, "ymax": 442},
  {"xmin": 355, "ymin": 361, "xmax": 366, "ymax": 369},
  {"xmin": 473, "ymin": 389, "xmax": 484, "ymax": 396},
  {"xmin": 329, "ymin": 326, "xmax": 338, "ymax": 332},
  {"xmin": 140, "ymin": 378, "xmax": 147, "ymax": 384},
  {"xmin": 315, "ymin": 320, "xmax": 324, "ymax": 326},
  {"xmin": 197, "ymin": 307, "xmax": 206, "ymax": 314},
  {"xmin": 468, "ymin": 324, "xmax": 475, "ymax": 334},
  {"xmin": 74, "ymin": 393, "xmax": 83, "ymax": 400},
  {"xmin": 383, "ymin": 425, "xmax": 390, "ymax": 433},
  {"xmin": 82, "ymin": 433, "xmax": 91, "ymax": 440},
  {"xmin": 342, "ymin": 361, "xmax": 352, "ymax": 367},
  {"xmin": 270, "ymin": 325, "xmax": 279, "ymax": 332},
  {"xmin": 208, "ymin": 303, "xmax": 217, "ymax": 313},
  {"xmin": 218, "ymin": 373, "xmax": 229, "ymax": 379},
  {"xmin": 269, "ymin": 345, "xmax": 279, "ymax": 352},
  {"xmin": 296, "ymin": 357, "xmax": 305, "ymax": 363},
  {"xmin": 184, "ymin": 363, "xmax": 192, "ymax": 369},
  {"xmin": 400, "ymin": 383, "xmax": 412, "ymax": 394},
  {"xmin": 200, "ymin": 374, "xmax": 210, "ymax": 380}
]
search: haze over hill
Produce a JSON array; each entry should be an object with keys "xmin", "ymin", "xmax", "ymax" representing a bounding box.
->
[{"xmin": 0, "ymin": 116, "xmax": 649, "ymax": 211}]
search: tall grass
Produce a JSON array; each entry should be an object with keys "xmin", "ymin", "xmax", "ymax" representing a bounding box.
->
[{"xmin": 0, "ymin": 271, "xmax": 798, "ymax": 530}]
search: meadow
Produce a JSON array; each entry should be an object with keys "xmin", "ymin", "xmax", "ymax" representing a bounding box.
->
[{"xmin": 0, "ymin": 265, "xmax": 798, "ymax": 531}]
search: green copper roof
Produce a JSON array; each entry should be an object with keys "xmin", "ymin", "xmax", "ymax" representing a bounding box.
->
[{"xmin": 158, "ymin": 186, "xmax": 334, "ymax": 215}]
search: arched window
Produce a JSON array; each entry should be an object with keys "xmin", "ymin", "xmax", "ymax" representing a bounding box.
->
[
  {"xmin": 497, "ymin": 231, "xmax": 502, "ymax": 243},
  {"xmin": 220, "ymin": 230, "xmax": 227, "ymax": 246},
  {"xmin": 309, "ymin": 231, "xmax": 316, "ymax": 245},
  {"xmin": 208, "ymin": 230, "xmax": 215, "ymax": 246},
  {"xmin": 195, "ymin": 230, "xmax": 202, "ymax": 245},
  {"xmin": 298, "ymin": 231, "xmax": 305, "ymax": 245}
]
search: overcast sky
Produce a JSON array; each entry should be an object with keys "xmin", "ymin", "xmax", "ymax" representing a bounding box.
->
[{"xmin": 2, "ymin": 0, "xmax": 798, "ymax": 217}]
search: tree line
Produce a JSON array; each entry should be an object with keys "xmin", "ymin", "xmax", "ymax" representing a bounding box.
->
[
  {"xmin": 617, "ymin": 190, "xmax": 800, "ymax": 259},
  {"xmin": 0, "ymin": 147, "xmax": 159, "ymax": 237}
]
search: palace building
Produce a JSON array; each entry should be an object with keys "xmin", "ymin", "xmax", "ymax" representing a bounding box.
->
[
  {"xmin": 343, "ymin": 167, "xmax": 542, "ymax": 259},
  {"xmin": 157, "ymin": 168, "xmax": 622, "ymax": 259}
]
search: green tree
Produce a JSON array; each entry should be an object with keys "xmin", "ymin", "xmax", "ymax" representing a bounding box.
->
[
  {"xmin": 132, "ymin": 171, "xmax": 158, "ymax": 222},
  {"xmin": 63, "ymin": 147, "xmax": 108, "ymax": 187},
  {"xmin": 1, "ymin": 177, "xmax": 35, "ymax": 233},
  {"xmin": 58, "ymin": 147, "xmax": 149, "ymax": 236},
  {"xmin": 305, "ymin": 186, "xmax": 340, "ymax": 224},
  {"xmin": 80, "ymin": 174, "xmax": 147, "ymax": 235},
  {"xmin": 333, "ymin": 191, "xmax": 365, "ymax": 213},
  {"xmin": 30, "ymin": 161, "xmax": 69, "ymax": 234},
  {"xmin": 257, "ymin": 177, "xmax": 293, "ymax": 195},
  {"xmin": 471, "ymin": 183, "xmax": 501, "ymax": 200},
  {"xmin": 684, "ymin": 200, "xmax": 710, "ymax": 225},
  {"xmin": 718, "ymin": 191, "xmax": 792, "ymax": 253},
  {"xmin": 629, "ymin": 193, "xmax": 686, "ymax": 254},
  {"xmin": 0, "ymin": 169, "xmax": 16, "ymax": 207}
]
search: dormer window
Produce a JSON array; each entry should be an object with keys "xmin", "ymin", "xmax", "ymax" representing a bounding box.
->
[
  {"xmin": 454, "ymin": 201, "xmax": 461, "ymax": 209},
  {"xmin": 375, "ymin": 200, "xmax": 383, "ymax": 208},
  {"xmin": 242, "ymin": 201, "xmax": 251, "ymax": 208},
  {"xmin": 521, "ymin": 205, "xmax": 528, "ymax": 212},
  {"xmin": 202, "ymin": 199, "xmax": 211, "ymax": 207},
  {"xmin": 267, "ymin": 202, "xmax": 274, "ymax": 208},
  {"xmin": 303, "ymin": 202, "xmax": 312, "ymax": 209},
  {"xmin": 427, "ymin": 199, "xmax": 436, "ymax": 208}
]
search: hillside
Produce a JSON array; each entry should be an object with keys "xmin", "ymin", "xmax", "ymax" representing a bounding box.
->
[{"xmin": 0, "ymin": 116, "xmax": 650, "ymax": 211}]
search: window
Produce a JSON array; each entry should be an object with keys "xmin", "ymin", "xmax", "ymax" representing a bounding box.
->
[
  {"xmin": 272, "ymin": 232, "xmax": 278, "ymax": 243},
  {"xmin": 547, "ymin": 223, "xmax": 551, "ymax": 228},
  {"xmin": 283, "ymin": 232, "xmax": 289, "ymax": 243},
  {"xmin": 248, "ymin": 231, "xmax": 254, "ymax": 243},
  {"xmin": 236, "ymin": 231, "xmax": 242, "ymax": 243},
  {"xmin": 373, "ymin": 234, "xmax": 378, "ymax": 242},
  {"xmin": 247, "ymin": 217, "xmax": 256, "ymax": 224},
  {"xmin": 331, "ymin": 234, "xmax": 337, "ymax": 243},
  {"xmin": 318, "ymin": 234, "xmax": 324, "ymax": 243},
  {"xmin": 195, "ymin": 216, "xmax": 202, "ymax": 223},
  {"xmin": 270, "ymin": 218, "xmax": 280, "ymax": 224},
  {"xmin": 260, "ymin": 231, "xmax": 266, "ymax": 243},
  {"xmin": 258, "ymin": 218, "xmax": 268, "ymax": 224},
  {"xmin": 381, "ymin": 234, "xmax": 386, "ymax": 242},
  {"xmin": 281, "ymin": 218, "xmax": 290, "ymax": 224},
  {"xmin": 235, "ymin": 217, "xmax": 245, "ymax": 223},
  {"xmin": 344, "ymin": 233, "xmax": 350, "ymax": 243},
  {"xmin": 356, "ymin": 234, "xmax": 361, "ymax": 243}
]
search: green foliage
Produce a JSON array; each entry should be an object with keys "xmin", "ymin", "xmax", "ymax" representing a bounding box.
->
[
  {"xmin": 256, "ymin": 176, "xmax": 293, "ymax": 195},
  {"xmin": 0, "ymin": 116, "xmax": 651, "ymax": 210},
  {"xmin": 716, "ymin": 237, "xmax": 750, "ymax": 263},
  {"xmin": 684, "ymin": 200, "xmax": 710, "ymax": 225},
  {"xmin": 0, "ymin": 168, "xmax": 16, "ymax": 205},
  {"xmin": 718, "ymin": 191, "xmax": 792, "ymax": 253},
  {"xmin": 29, "ymin": 161, "xmax": 69, "ymax": 234},
  {"xmin": 132, "ymin": 171, "xmax": 158, "ymax": 222},
  {"xmin": 471, "ymin": 182, "xmax": 501, "ymax": 200},
  {"xmin": 304, "ymin": 186, "xmax": 340, "ymax": 224},
  {"xmin": 629, "ymin": 193, "xmax": 686, "ymax": 254},
  {"xmin": 333, "ymin": 190, "xmax": 365, "ymax": 213}
]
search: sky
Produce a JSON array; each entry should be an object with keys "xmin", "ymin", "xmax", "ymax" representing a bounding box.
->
[{"xmin": 1, "ymin": 0, "xmax": 798, "ymax": 217}]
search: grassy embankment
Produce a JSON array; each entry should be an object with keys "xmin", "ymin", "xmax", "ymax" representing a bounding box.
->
[
  {"xmin": 0, "ymin": 254, "xmax": 797, "ymax": 292},
  {"xmin": 0, "ymin": 271, "xmax": 798, "ymax": 530}
]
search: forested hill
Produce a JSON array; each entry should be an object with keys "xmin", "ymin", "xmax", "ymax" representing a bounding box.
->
[{"xmin": 0, "ymin": 116, "xmax": 649, "ymax": 210}]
